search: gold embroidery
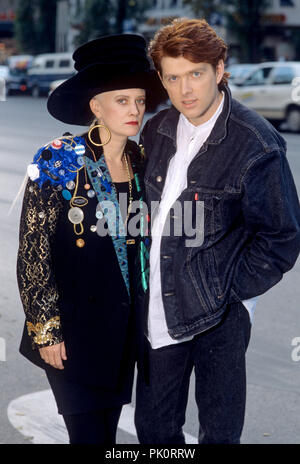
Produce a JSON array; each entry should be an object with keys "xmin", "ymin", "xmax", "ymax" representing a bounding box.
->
[
  {"xmin": 27, "ymin": 316, "xmax": 61, "ymax": 345},
  {"xmin": 17, "ymin": 180, "xmax": 63, "ymax": 346}
]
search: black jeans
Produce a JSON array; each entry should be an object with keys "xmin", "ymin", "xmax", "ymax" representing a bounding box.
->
[
  {"xmin": 63, "ymin": 407, "xmax": 122, "ymax": 444},
  {"xmin": 135, "ymin": 301, "xmax": 251, "ymax": 444}
]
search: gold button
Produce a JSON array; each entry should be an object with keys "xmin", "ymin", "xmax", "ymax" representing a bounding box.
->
[
  {"xmin": 76, "ymin": 238, "xmax": 85, "ymax": 248},
  {"xmin": 156, "ymin": 176, "xmax": 162, "ymax": 182}
]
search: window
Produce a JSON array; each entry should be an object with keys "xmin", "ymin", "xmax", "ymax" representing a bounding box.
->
[
  {"xmin": 243, "ymin": 67, "xmax": 273, "ymax": 86},
  {"xmin": 59, "ymin": 59, "xmax": 70, "ymax": 68},
  {"xmin": 272, "ymin": 66, "xmax": 295, "ymax": 84},
  {"xmin": 45, "ymin": 60, "xmax": 54, "ymax": 68}
]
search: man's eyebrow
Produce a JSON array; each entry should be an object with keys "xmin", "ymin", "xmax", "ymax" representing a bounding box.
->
[{"xmin": 163, "ymin": 65, "xmax": 208, "ymax": 78}]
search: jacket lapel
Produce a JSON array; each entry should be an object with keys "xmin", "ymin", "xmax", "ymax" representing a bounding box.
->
[{"xmin": 84, "ymin": 151, "xmax": 130, "ymax": 297}]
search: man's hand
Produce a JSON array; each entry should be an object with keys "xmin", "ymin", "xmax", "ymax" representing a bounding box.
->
[{"xmin": 39, "ymin": 342, "xmax": 67, "ymax": 370}]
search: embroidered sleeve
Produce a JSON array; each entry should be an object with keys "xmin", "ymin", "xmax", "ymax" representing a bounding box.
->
[{"xmin": 17, "ymin": 179, "xmax": 63, "ymax": 348}]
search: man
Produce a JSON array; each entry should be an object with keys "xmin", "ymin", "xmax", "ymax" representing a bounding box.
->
[{"xmin": 134, "ymin": 18, "xmax": 300, "ymax": 444}]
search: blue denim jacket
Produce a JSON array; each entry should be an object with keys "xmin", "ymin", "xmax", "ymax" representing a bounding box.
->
[{"xmin": 139, "ymin": 86, "xmax": 300, "ymax": 340}]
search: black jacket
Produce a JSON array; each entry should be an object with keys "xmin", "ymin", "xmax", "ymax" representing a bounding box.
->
[{"xmin": 17, "ymin": 133, "xmax": 145, "ymax": 389}]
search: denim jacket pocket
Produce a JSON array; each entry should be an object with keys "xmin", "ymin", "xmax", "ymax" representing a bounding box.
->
[{"xmin": 192, "ymin": 189, "xmax": 224, "ymax": 246}]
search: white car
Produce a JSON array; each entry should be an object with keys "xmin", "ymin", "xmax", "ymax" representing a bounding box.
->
[
  {"xmin": 48, "ymin": 78, "xmax": 66, "ymax": 96},
  {"xmin": 226, "ymin": 63, "xmax": 257, "ymax": 84},
  {"xmin": 230, "ymin": 61, "xmax": 300, "ymax": 132}
]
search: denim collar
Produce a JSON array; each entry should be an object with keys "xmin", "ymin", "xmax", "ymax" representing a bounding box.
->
[{"xmin": 157, "ymin": 85, "xmax": 232, "ymax": 147}]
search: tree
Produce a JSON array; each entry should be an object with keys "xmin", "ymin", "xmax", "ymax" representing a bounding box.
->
[
  {"xmin": 34, "ymin": 0, "xmax": 58, "ymax": 53},
  {"xmin": 183, "ymin": 0, "xmax": 221, "ymax": 23},
  {"xmin": 14, "ymin": 0, "xmax": 37, "ymax": 54},
  {"xmin": 184, "ymin": 0, "xmax": 270, "ymax": 63},
  {"xmin": 75, "ymin": 0, "xmax": 151, "ymax": 46},
  {"xmin": 225, "ymin": 0, "xmax": 271, "ymax": 63},
  {"xmin": 15, "ymin": 0, "xmax": 58, "ymax": 54}
]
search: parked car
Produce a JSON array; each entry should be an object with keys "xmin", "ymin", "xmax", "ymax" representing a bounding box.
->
[
  {"xmin": 0, "ymin": 64, "xmax": 9, "ymax": 80},
  {"xmin": 5, "ymin": 55, "xmax": 33, "ymax": 95},
  {"xmin": 27, "ymin": 52, "xmax": 74, "ymax": 97},
  {"xmin": 230, "ymin": 61, "xmax": 300, "ymax": 132},
  {"xmin": 48, "ymin": 78, "xmax": 66, "ymax": 96},
  {"xmin": 0, "ymin": 65, "xmax": 8, "ymax": 100},
  {"xmin": 226, "ymin": 63, "xmax": 257, "ymax": 84}
]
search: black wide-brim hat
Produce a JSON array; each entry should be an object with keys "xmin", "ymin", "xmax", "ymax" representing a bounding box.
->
[{"xmin": 47, "ymin": 34, "xmax": 168, "ymax": 125}]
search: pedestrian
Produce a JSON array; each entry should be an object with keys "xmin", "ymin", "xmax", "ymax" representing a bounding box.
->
[
  {"xmin": 16, "ymin": 34, "xmax": 165, "ymax": 445},
  {"xmin": 134, "ymin": 18, "xmax": 300, "ymax": 444}
]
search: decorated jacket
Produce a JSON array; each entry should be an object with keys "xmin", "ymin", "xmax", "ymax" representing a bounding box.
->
[{"xmin": 17, "ymin": 133, "xmax": 149, "ymax": 350}]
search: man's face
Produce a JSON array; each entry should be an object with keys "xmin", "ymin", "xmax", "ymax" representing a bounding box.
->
[{"xmin": 159, "ymin": 55, "xmax": 224, "ymax": 126}]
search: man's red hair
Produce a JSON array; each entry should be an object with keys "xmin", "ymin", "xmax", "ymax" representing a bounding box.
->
[{"xmin": 149, "ymin": 18, "xmax": 229, "ymax": 89}]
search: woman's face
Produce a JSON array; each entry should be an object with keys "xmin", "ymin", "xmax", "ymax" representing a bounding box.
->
[{"xmin": 90, "ymin": 88, "xmax": 146, "ymax": 139}]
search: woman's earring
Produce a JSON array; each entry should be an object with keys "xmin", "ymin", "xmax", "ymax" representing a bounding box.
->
[{"xmin": 88, "ymin": 124, "xmax": 111, "ymax": 147}]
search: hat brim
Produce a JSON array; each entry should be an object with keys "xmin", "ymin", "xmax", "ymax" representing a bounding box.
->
[{"xmin": 47, "ymin": 64, "xmax": 168, "ymax": 125}]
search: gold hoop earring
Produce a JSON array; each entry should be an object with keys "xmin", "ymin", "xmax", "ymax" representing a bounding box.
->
[{"xmin": 88, "ymin": 124, "xmax": 111, "ymax": 147}]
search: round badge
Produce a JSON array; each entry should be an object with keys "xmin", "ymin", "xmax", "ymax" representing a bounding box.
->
[
  {"xmin": 51, "ymin": 139, "xmax": 63, "ymax": 149},
  {"xmin": 90, "ymin": 225, "xmax": 97, "ymax": 233},
  {"xmin": 66, "ymin": 180, "xmax": 75, "ymax": 190},
  {"xmin": 62, "ymin": 189, "xmax": 72, "ymax": 201},
  {"xmin": 84, "ymin": 183, "xmax": 91, "ymax": 190},
  {"xmin": 68, "ymin": 207, "xmax": 84, "ymax": 224},
  {"xmin": 77, "ymin": 155, "xmax": 85, "ymax": 166},
  {"xmin": 54, "ymin": 160, "xmax": 62, "ymax": 168},
  {"xmin": 76, "ymin": 238, "xmax": 85, "ymax": 248},
  {"xmin": 87, "ymin": 189, "xmax": 95, "ymax": 198},
  {"xmin": 64, "ymin": 144, "xmax": 73, "ymax": 152},
  {"xmin": 96, "ymin": 210, "xmax": 103, "ymax": 219},
  {"xmin": 41, "ymin": 149, "xmax": 52, "ymax": 161},
  {"xmin": 74, "ymin": 144, "xmax": 86, "ymax": 155}
]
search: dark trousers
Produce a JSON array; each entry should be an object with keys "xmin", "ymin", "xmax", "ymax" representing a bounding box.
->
[
  {"xmin": 63, "ymin": 407, "xmax": 122, "ymax": 444},
  {"xmin": 134, "ymin": 301, "xmax": 251, "ymax": 444}
]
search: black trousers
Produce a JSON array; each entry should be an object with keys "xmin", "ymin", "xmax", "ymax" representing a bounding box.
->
[
  {"xmin": 135, "ymin": 301, "xmax": 251, "ymax": 444},
  {"xmin": 63, "ymin": 407, "xmax": 122, "ymax": 444}
]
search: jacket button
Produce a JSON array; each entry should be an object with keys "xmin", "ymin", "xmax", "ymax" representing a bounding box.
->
[{"xmin": 156, "ymin": 176, "xmax": 163, "ymax": 182}]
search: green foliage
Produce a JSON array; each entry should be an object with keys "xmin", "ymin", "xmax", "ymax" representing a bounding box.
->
[
  {"xmin": 225, "ymin": 0, "xmax": 271, "ymax": 62},
  {"xmin": 183, "ymin": 0, "xmax": 271, "ymax": 63},
  {"xmin": 15, "ymin": 0, "xmax": 58, "ymax": 54},
  {"xmin": 183, "ymin": 0, "xmax": 220, "ymax": 20},
  {"xmin": 75, "ymin": 0, "xmax": 151, "ymax": 47},
  {"xmin": 14, "ymin": 0, "xmax": 37, "ymax": 54}
]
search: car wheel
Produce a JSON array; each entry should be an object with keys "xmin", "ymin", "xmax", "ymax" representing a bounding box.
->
[
  {"xmin": 286, "ymin": 108, "xmax": 300, "ymax": 133},
  {"xmin": 32, "ymin": 85, "xmax": 40, "ymax": 98}
]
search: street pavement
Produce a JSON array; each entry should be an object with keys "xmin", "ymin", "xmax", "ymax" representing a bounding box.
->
[{"xmin": 0, "ymin": 95, "xmax": 300, "ymax": 444}]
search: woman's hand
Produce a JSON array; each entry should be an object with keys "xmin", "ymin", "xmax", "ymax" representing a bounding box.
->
[{"xmin": 39, "ymin": 342, "xmax": 67, "ymax": 370}]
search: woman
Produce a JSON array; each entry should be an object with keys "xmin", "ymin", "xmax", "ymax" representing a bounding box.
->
[{"xmin": 17, "ymin": 34, "xmax": 166, "ymax": 444}]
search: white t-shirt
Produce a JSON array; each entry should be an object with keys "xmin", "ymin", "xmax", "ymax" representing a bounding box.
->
[{"xmin": 148, "ymin": 94, "xmax": 257, "ymax": 349}]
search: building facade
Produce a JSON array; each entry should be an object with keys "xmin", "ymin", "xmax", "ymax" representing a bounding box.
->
[
  {"xmin": 262, "ymin": 0, "xmax": 300, "ymax": 60},
  {"xmin": 0, "ymin": 0, "xmax": 18, "ymax": 61},
  {"xmin": 53, "ymin": 0, "xmax": 300, "ymax": 60}
]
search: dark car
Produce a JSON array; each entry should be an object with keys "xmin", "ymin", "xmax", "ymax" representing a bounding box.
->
[{"xmin": 6, "ymin": 55, "xmax": 33, "ymax": 96}]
